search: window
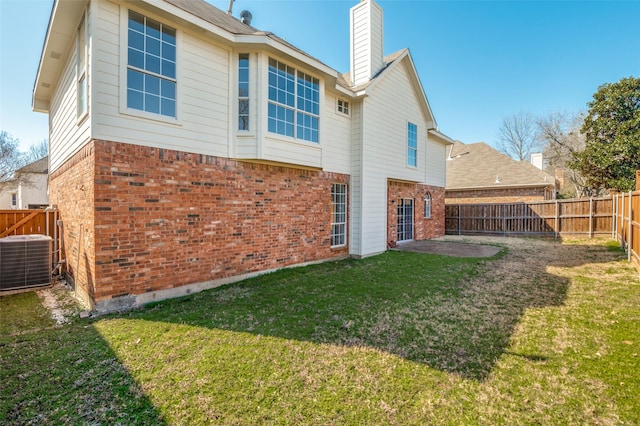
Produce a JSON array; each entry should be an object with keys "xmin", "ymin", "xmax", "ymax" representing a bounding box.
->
[
  {"xmin": 424, "ymin": 193, "xmax": 432, "ymax": 219},
  {"xmin": 77, "ymin": 14, "xmax": 87, "ymax": 118},
  {"xmin": 268, "ymin": 58, "xmax": 319, "ymax": 142},
  {"xmin": 238, "ymin": 53, "xmax": 250, "ymax": 130},
  {"xmin": 11, "ymin": 193, "xmax": 17, "ymax": 207},
  {"xmin": 127, "ymin": 11, "xmax": 176, "ymax": 117},
  {"xmin": 331, "ymin": 184, "xmax": 347, "ymax": 247},
  {"xmin": 337, "ymin": 99, "xmax": 349, "ymax": 115},
  {"xmin": 407, "ymin": 122, "xmax": 417, "ymax": 167}
]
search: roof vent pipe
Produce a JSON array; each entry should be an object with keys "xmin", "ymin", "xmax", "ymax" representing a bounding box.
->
[
  {"xmin": 227, "ymin": 0, "xmax": 234, "ymax": 15},
  {"xmin": 240, "ymin": 10, "xmax": 252, "ymax": 25}
]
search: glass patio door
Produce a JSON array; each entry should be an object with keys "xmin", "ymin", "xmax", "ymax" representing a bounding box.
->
[{"xmin": 397, "ymin": 198, "xmax": 414, "ymax": 242}]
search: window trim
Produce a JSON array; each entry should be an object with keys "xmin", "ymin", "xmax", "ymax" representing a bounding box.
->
[
  {"xmin": 76, "ymin": 11, "xmax": 88, "ymax": 122},
  {"xmin": 119, "ymin": 7, "xmax": 181, "ymax": 125},
  {"xmin": 407, "ymin": 122, "xmax": 418, "ymax": 168},
  {"xmin": 331, "ymin": 183, "xmax": 347, "ymax": 247}
]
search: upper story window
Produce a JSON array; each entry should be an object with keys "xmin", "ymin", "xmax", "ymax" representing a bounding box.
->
[
  {"xmin": 77, "ymin": 13, "xmax": 87, "ymax": 118},
  {"xmin": 337, "ymin": 99, "xmax": 349, "ymax": 115},
  {"xmin": 11, "ymin": 193, "xmax": 17, "ymax": 208},
  {"xmin": 268, "ymin": 58, "xmax": 319, "ymax": 143},
  {"xmin": 127, "ymin": 11, "xmax": 176, "ymax": 118},
  {"xmin": 407, "ymin": 122, "xmax": 417, "ymax": 167},
  {"xmin": 238, "ymin": 53, "xmax": 250, "ymax": 131}
]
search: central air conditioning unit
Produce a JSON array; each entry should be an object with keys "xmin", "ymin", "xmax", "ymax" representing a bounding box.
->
[{"xmin": 0, "ymin": 234, "xmax": 52, "ymax": 291}]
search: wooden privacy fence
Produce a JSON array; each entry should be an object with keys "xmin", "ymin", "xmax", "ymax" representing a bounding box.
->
[
  {"xmin": 445, "ymin": 197, "xmax": 614, "ymax": 238},
  {"xmin": 0, "ymin": 209, "xmax": 58, "ymax": 239}
]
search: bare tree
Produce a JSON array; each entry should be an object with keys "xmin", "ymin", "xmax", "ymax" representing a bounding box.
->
[
  {"xmin": 497, "ymin": 111, "xmax": 539, "ymax": 161},
  {"xmin": 536, "ymin": 112, "xmax": 601, "ymax": 198},
  {"xmin": 0, "ymin": 131, "xmax": 26, "ymax": 184},
  {"xmin": 25, "ymin": 139, "xmax": 48, "ymax": 163}
]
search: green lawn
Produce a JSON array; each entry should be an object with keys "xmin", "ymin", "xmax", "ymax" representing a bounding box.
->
[{"xmin": 1, "ymin": 237, "xmax": 638, "ymax": 425}]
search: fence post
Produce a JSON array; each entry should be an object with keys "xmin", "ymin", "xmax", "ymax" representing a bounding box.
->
[
  {"xmin": 612, "ymin": 194, "xmax": 616, "ymax": 240},
  {"xmin": 457, "ymin": 205, "xmax": 461, "ymax": 236},
  {"xmin": 629, "ymin": 191, "xmax": 633, "ymax": 262},
  {"xmin": 553, "ymin": 199, "xmax": 560, "ymax": 238},
  {"xmin": 589, "ymin": 198, "xmax": 593, "ymax": 238}
]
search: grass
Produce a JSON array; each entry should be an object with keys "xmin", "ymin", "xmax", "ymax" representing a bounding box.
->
[
  {"xmin": 1, "ymin": 237, "xmax": 639, "ymax": 425},
  {"xmin": 0, "ymin": 291, "xmax": 56, "ymax": 336}
]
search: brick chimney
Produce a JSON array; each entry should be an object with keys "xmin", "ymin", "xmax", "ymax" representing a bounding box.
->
[{"xmin": 350, "ymin": 0, "xmax": 384, "ymax": 87}]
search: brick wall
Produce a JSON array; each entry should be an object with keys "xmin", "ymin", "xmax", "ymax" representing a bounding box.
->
[
  {"xmin": 49, "ymin": 143, "xmax": 96, "ymax": 308},
  {"xmin": 387, "ymin": 180, "xmax": 445, "ymax": 245},
  {"xmin": 445, "ymin": 186, "xmax": 552, "ymax": 204},
  {"xmin": 52, "ymin": 139, "xmax": 350, "ymax": 309}
]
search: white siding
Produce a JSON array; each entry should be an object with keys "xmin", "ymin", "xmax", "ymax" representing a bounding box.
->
[
  {"xmin": 356, "ymin": 59, "xmax": 439, "ymax": 256},
  {"xmin": 349, "ymin": 101, "xmax": 363, "ymax": 256},
  {"xmin": 350, "ymin": 0, "xmax": 384, "ymax": 86},
  {"xmin": 425, "ymin": 138, "xmax": 447, "ymax": 187},
  {"xmin": 321, "ymin": 94, "xmax": 352, "ymax": 174},
  {"xmin": 92, "ymin": 0, "xmax": 231, "ymax": 157},
  {"xmin": 262, "ymin": 137, "xmax": 322, "ymax": 168},
  {"xmin": 49, "ymin": 6, "xmax": 91, "ymax": 172}
]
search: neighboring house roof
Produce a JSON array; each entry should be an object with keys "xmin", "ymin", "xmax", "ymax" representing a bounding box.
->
[
  {"xmin": 16, "ymin": 157, "xmax": 48, "ymax": 175},
  {"xmin": 446, "ymin": 141, "xmax": 555, "ymax": 190}
]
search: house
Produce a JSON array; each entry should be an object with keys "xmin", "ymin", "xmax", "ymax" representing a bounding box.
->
[
  {"xmin": 0, "ymin": 157, "xmax": 49, "ymax": 209},
  {"xmin": 446, "ymin": 141, "xmax": 556, "ymax": 204},
  {"xmin": 33, "ymin": 0, "xmax": 453, "ymax": 312}
]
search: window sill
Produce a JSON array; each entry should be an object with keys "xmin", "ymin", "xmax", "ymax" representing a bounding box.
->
[{"xmin": 121, "ymin": 107, "xmax": 182, "ymax": 126}]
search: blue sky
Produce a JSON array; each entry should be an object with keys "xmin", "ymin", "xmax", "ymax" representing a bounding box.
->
[{"xmin": 1, "ymin": 0, "xmax": 639, "ymax": 153}]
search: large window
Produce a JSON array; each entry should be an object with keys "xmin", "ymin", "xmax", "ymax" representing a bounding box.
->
[
  {"xmin": 331, "ymin": 184, "xmax": 347, "ymax": 247},
  {"xmin": 268, "ymin": 58, "xmax": 319, "ymax": 143},
  {"xmin": 77, "ymin": 13, "xmax": 87, "ymax": 118},
  {"xmin": 238, "ymin": 53, "xmax": 250, "ymax": 130},
  {"xmin": 127, "ymin": 11, "xmax": 176, "ymax": 118},
  {"xmin": 407, "ymin": 122, "xmax": 417, "ymax": 167}
]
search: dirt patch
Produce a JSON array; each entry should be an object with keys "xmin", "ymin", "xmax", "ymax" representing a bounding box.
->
[
  {"xmin": 36, "ymin": 280, "xmax": 85, "ymax": 325},
  {"xmin": 393, "ymin": 237, "xmax": 503, "ymax": 258}
]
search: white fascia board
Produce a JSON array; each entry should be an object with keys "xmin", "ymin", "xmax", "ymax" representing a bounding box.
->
[
  {"xmin": 143, "ymin": 0, "xmax": 338, "ymax": 79},
  {"xmin": 141, "ymin": 0, "xmax": 236, "ymax": 42},
  {"xmin": 428, "ymin": 129, "xmax": 454, "ymax": 145}
]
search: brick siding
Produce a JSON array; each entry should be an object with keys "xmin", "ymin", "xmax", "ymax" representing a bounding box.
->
[
  {"xmin": 387, "ymin": 180, "xmax": 445, "ymax": 245},
  {"xmin": 51, "ymin": 140, "xmax": 349, "ymax": 308},
  {"xmin": 445, "ymin": 187, "xmax": 552, "ymax": 204},
  {"xmin": 49, "ymin": 143, "xmax": 97, "ymax": 308}
]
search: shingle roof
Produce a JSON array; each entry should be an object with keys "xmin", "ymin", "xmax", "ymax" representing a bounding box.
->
[
  {"xmin": 164, "ymin": 0, "xmax": 333, "ymax": 73},
  {"xmin": 164, "ymin": 0, "xmax": 259, "ymax": 35},
  {"xmin": 446, "ymin": 141, "xmax": 554, "ymax": 190},
  {"xmin": 166, "ymin": 0, "xmax": 404, "ymax": 92},
  {"xmin": 16, "ymin": 156, "xmax": 48, "ymax": 174}
]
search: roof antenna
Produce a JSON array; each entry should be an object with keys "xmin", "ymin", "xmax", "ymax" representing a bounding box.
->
[{"xmin": 227, "ymin": 0, "xmax": 235, "ymax": 15}]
